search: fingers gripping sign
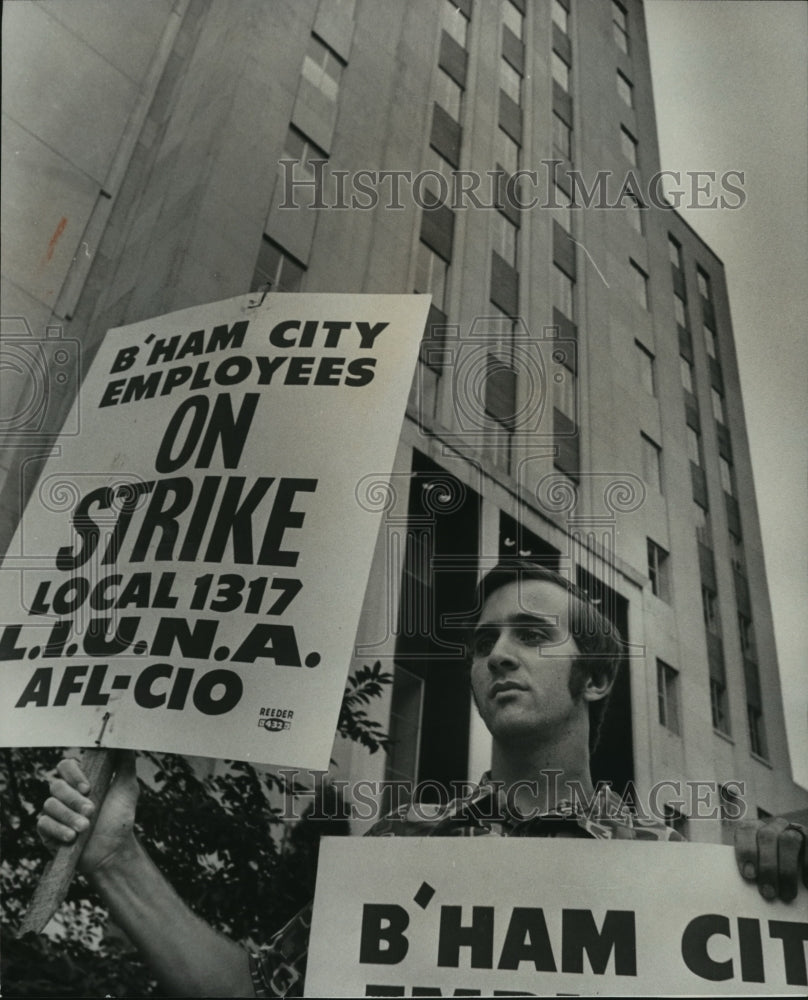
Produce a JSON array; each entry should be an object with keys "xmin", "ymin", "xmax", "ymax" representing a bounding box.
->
[
  {"xmin": 40, "ymin": 750, "xmax": 140, "ymax": 871},
  {"xmin": 23, "ymin": 748, "xmax": 131, "ymax": 935},
  {"xmin": 735, "ymin": 817, "xmax": 808, "ymax": 903}
]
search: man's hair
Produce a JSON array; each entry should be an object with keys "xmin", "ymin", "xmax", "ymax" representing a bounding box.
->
[{"xmin": 468, "ymin": 559, "xmax": 624, "ymax": 755}]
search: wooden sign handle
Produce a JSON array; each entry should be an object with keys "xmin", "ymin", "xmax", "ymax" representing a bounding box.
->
[{"xmin": 18, "ymin": 747, "xmax": 118, "ymax": 936}]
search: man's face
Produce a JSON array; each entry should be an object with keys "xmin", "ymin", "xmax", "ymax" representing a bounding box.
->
[{"xmin": 470, "ymin": 578, "xmax": 586, "ymax": 745}]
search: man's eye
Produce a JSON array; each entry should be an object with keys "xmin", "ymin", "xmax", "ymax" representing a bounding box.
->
[
  {"xmin": 517, "ymin": 627, "xmax": 551, "ymax": 644},
  {"xmin": 472, "ymin": 634, "xmax": 495, "ymax": 656}
]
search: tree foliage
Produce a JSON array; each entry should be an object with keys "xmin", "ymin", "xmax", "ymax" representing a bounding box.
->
[{"xmin": 0, "ymin": 664, "xmax": 391, "ymax": 996}]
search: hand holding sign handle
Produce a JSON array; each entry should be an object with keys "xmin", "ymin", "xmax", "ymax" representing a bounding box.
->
[
  {"xmin": 20, "ymin": 747, "xmax": 120, "ymax": 935},
  {"xmin": 735, "ymin": 816, "xmax": 808, "ymax": 903}
]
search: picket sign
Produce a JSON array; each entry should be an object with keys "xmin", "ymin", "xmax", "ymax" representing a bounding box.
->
[
  {"xmin": 306, "ymin": 837, "xmax": 808, "ymax": 997},
  {"xmin": 5, "ymin": 292, "xmax": 430, "ymax": 933}
]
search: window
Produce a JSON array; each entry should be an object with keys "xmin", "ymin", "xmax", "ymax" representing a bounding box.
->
[
  {"xmin": 500, "ymin": 58, "xmax": 522, "ymax": 105},
  {"xmin": 485, "ymin": 353, "xmax": 517, "ymax": 471},
  {"xmin": 251, "ymin": 236, "xmax": 305, "ymax": 293},
  {"xmin": 280, "ymin": 127, "xmax": 328, "ymax": 208},
  {"xmin": 617, "ymin": 70, "xmax": 633, "ymax": 107},
  {"xmin": 701, "ymin": 585, "xmax": 720, "ymax": 633},
  {"xmin": 552, "ymin": 51, "xmax": 570, "ymax": 91},
  {"xmin": 625, "ymin": 194, "xmax": 643, "ymax": 234},
  {"xmin": 436, "ymin": 67, "xmax": 463, "ymax": 120},
  {"xmin": 555, "ymin": 369, "xmax": 576, "ymax": 424},
  {"xmin": 729, "ymin": 534, "xmax": 745, "ymax": 574},
  {"xmin": 552, "ymin": 0, "xmax": 568, "ymax": 34},
  {"xmin": 719, "ymin": 456, "xmax": 734, "ymax": 496},
  {"xmin": 747, "ymin": 705, "xmax": 768, "ymax": 758},
  {"xmin": 282, "ymin": 127, "xmax": 326, "ymax": 173},
  {"xmin": 657, "ymin": 660, "xmax": 680, "ymax": 735},
  {"xmin": 502, "ymin": 0, "xmax": 524, "ymax": 39},
  {"xmin": 636, "ymin": 341, "xmax": 655, "ymax": 396},
  {"xmin": 710, "ymin": 678, "xmax": 729, "ymax": 733},
  {"xmin": 422, "ymin": 146, "xmax": 453, "ymax": 205},
  {"xmin": 493, "ymin": 212, "xmax": 518, "ymax": 267},
  {"xmin": 738, "ymin": 614, "xmax": 755, "ymax": 657},
  {"xmin": 703, "ymin": 323, "xmax": 717, "ymax": 359},
  {"xmin": 647, "ymin": 539, "xmax": 670, "ymax": 601},
  {"xmin": 674, "ymin": 294, "xmax": 687, "ymax": 328},
  {"xmin": 550, "ymin": 182, "xmax": 572, "ymax": 231},
  {"xmin": 553, "ymin": 113, "xmax": 571, "ymax": 158},
  {"xmin": 488, "ymin": 307, "xmax": 517, "ymax": 365},
  {"xmin": 641, "ymin": 433, "xmax": 662, "ymax": 492},
  {"xmin": 629, "ymin": 259, "xmax": 648, "ymax": 309},
  {"xmin": 612, "ymin": 1, "xmax": 629, "ymax": 53},
  {"xmin": 687, "ymin": 427, "xmax": 702, "ymax": 466},
  {"xmin": 694, "ymin": 504, "xmax": 711, "ymax": 547},
  {"xmin": 620, "ymin": 126, "xmax": 638, "ymax": 166},
  {"xmin": 414, "ymin": 240, "xmax": 449, "ymax": 310},
  {"xmin": 552, "ymin": 263, "xmax": 575, "ymax": 320},
  {"xmin": 668, "ymin": 235, "xmax": 682, "ymax": 269},
  {"xmin": 680, "ymin": 356, "xmax": 694, "ymax": 393},
  {"xmin": 302, "ymin": 34, "xmax": 343, "ymax": 101},
  {"xmin": 442, "ymin": 0, "xmax": 469, "ymax": 47},
  {"xmin": 697, "ymin": 267, "xmax": 712, "ymax": 300},
  {"xmin": 711, "ymin": 388, "xmax": 726, "ymax": 424},
  {"xmin": 494, "ymin": 127, "xmax": 520, "ymax": 177}
]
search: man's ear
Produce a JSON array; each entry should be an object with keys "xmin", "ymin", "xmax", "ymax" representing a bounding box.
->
[{"xmin": 582, "ymin": 663, "xmax": 617, "ymax": 703}]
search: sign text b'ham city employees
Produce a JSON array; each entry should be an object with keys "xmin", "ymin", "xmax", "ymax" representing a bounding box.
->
[{"xmin": 0, "ymin": 293, "xmax": 430, "ymax": 768}]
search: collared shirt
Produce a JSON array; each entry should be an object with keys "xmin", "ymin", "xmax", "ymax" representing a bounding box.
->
[{"xmin": 249, "ymin": 775, "xmax": 682, "ymax": 997}]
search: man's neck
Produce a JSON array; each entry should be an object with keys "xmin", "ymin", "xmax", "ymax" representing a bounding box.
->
[{"xmin": 489, "ymin": 738, "xmax": 594, "ymax": 816}]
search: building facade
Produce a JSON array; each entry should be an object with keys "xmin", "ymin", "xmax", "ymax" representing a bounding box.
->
[{"xmin": 2, "ymin": 0, "xmax": 805, "ymax": 839}]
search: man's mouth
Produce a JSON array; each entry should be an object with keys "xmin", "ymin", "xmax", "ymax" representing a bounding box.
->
[{"xmin": 489, "ymin": 680, "xmax": 526, "ymax": 698}]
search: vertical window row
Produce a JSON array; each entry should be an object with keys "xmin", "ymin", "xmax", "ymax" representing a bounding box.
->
[
  {"xmin": 418, "ymin": 2, "xmax": 471, "ymax": 388},
  {"xmin": 548, "ymin": 1, "xmax": 578, "ymax": 484},
  {"xmin": 669, "ymin": 237, "xmax": 730, "ymax": 731},
  {"xmin": 431, "ymin": 1, "xmax": 470, "ymax": 170},
  {"xmin": 669, "ymin": 237, "xmax": 763, "ymax": 749},
  {"xmin": 612, "ymin": 1, "xmax": 639, "ymax": 219},
  {"xmin": 697, "ymin": 259, "xmax": 761, "ymax": 751},
  {"xmin": 481, "ymin": 0, "xmax": 524, "ymax": 473},
  {"xmin": 252, "ymin": 29, "xmax": 349, "ymax": 292},
  {"xmin": 551, "ymin": 259, "xmax": 579, "ymax": 482},
  {"xmin": 612, "ymin": 0, "xmax": 629, "ymax": 53}
]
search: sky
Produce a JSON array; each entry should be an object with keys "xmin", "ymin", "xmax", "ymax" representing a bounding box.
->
[{"xmin": 644, "ymin": 0, "xmax": 807, "ymax": 788}]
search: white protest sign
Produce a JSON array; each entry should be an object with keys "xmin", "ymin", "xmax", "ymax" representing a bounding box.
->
[
  {"xmin": 306, "ymin": 837, "xmax": 808, "ymax": 997},
  {"xmin": 0, "ymin": 292, "xmax": 429, "ymax": 768}
]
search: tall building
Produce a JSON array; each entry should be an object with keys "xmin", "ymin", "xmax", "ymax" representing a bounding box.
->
[{"xmin": 2, "ymin": 0, "xmax": 805, "ymax": 839}]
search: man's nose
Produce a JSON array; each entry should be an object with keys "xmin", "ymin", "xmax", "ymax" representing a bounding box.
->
[{"xmin": 487, "ymin": 632, "xmax": 520, "ymax": 671}]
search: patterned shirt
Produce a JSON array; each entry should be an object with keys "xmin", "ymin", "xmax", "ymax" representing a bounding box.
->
[{"xmin": 249, "ymin": 776, "xmax": 681, "ymax": 997}]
